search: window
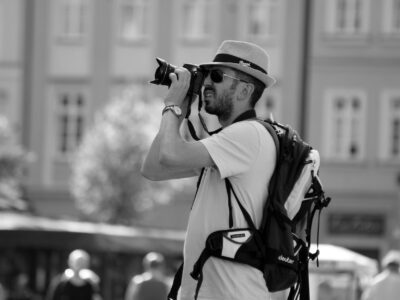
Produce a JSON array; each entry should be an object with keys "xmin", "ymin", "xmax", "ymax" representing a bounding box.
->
[
  {"xmin": 181, "ymin": 0, "xmax": 212, "ymax": 40},
  {"xmin": 117, "ymin": 0, "xmax": 149, "ymax": 41},
  {"xmin": 381, "ymin": 91, "xmax": 400, "ymax": 161},
  {"xmin": 247, "ymin": 0, "xmax": 279, "ymax": 40},
  {"xmin": 383, "ymin": 0, "xmax": 400, "ymax": 34},
  {"xmin": 327, "ymin": 0, "xmax": 369, "ymax": 35},
  {"xmin": 57, "ymin": 0, "xmax": 88, "ymax": 40},
  {"xmin": 324, "ymin": 90, "xmax": 366, "ymax": 161},
  {"xmin": 56, "ymin": 91, "xmax": 87, "ymax": 155},
  {"xmin": 0, "ymin": 1, "xmax": 3, "ymax": 59},
  {"xmin": 0, "ymin": 87, "xmax": 9, "ymax": 117}
]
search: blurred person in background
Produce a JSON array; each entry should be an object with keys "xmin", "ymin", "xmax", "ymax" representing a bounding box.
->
[
  {"xmin": 0, "ymin": 282, "xmax": 6, "ymax": 300},
  {"xmin": 125, "ymin": 252, "xmax": 169, "ymax": 300},
  {"xmin": 318, "ymin": 280, "xmax": 338, "ymax": 300},
  {"xmin": 7, "ymin": 273, "xmax": 40, "ymax": 300},
  {"xmin": 46, "ymin": 249, "xmax": 101, "ymax": 300},
  {"xmin": 362, "ymin": 250, "xmax": 400, "ymax": 300}
]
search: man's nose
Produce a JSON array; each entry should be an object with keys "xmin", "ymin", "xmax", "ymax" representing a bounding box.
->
[{"xmin": 203, "ymin": 72, "xmax": 212, "ymax": 85}]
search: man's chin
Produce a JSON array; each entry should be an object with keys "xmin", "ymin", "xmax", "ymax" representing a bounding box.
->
[{"xmin": 204, "ymin": 105, "xmax": 214, "ymax": 115}]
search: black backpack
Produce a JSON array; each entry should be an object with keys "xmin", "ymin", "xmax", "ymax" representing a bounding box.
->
[
  {"xmin": 168, "ymin": 115, "xmax": 331, "ymax": 300},
  {"xmin": 256, "ymin": 119, "xmax": 331, "ymax": 299}
]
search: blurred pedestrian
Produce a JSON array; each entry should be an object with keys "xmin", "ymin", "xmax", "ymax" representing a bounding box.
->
[
  {"xmin": 125, "ymin": 252, "xmax": 169, "ymax": 300},
  {"xmin": 46, "ymin": 249, "xmax": 101, "ymax": 300},
  {"xmin": 0, "ymin": 282, "xmax": 6, "ymax": 300},
  {"xmin": 362, "ymin": 250, "xmax": 400, "ymax": 300},
  {"xmin": 7, "ymin": 273, "xmax": 40, "ymax": 300},
  {"xmin": 318, "ymin": 280, "xmax": 338, "ymax": 300}
]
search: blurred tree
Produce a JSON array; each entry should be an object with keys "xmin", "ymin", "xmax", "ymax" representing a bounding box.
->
[
  {"xmin": 70, "ymin": 87, "xmax": 191, "ymax": 225},
  {"xmin": 0, "ymin": 115, "xmax": 31, "ymax": 211}
]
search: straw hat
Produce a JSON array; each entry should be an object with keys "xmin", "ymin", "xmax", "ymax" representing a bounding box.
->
[{"xmin": 200, "ymin": 40, "xmax": 276, "ymax": 88}]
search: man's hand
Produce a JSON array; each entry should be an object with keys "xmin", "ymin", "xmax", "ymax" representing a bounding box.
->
[{"xmin": 164, "ymin": 67, "xmax": 191, "ymax": 107}]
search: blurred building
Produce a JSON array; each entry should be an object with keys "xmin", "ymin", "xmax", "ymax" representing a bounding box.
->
[
  {"xmin": 0, "ymin": 0, "xmax": 399, "ymax": 259},
  {"xmin": 306, "ymin": 0, "xmax": 400, "ymax": 259}
]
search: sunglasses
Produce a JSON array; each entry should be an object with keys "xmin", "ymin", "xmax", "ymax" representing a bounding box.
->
[{"xmin": 204, "ymin": 69, "xmax": 248, "ymax": 84}]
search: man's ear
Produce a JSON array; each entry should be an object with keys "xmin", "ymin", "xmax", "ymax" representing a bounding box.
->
[{"xmin": 238, "ymin": 82, "xmax": 255, "ymax": 101}]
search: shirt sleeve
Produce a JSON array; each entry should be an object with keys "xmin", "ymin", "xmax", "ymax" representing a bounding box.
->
[{"xmin": 200, "ymin": 121, "xmax": 261, "ymax": 179}]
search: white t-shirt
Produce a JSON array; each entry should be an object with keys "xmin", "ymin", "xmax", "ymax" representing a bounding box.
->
[{"xmin": 179, "ymin": 120, "xmax": 276, "ymax": 300}]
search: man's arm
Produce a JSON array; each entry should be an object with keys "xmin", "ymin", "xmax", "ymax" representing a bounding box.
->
[
  {"xmin": 141, "ymin": 132, "xmax": 199, "ymax": 180},
  {"xmin": 158, "ymin": 111, "xmax": 214, "ymax": 169},
  {"xmin": 124, "ymin": 278, "xmax": 138, "ymax": 300},
  {"xmin": 45, "ymin": 276, "xmax": 63, "ymax": 300},
  {"xmin": 141, "ymin": 68, "xmax": 214, "ymax": 181}
]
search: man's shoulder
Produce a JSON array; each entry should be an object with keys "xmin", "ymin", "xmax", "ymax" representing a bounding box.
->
[
  {"xmin": 248, "ymin": 120, "xmax": 278, "ymax": 150},
  {"xmin": 80, "ymin": 269, "xmax": 100, "ymax": 286},
  {"xmin": 131, "ymin": 272, "xmax": 154, "ymax": 285},
  {"xmin": 217, "ymin": 120, "xmax": 270, "ymax": 140},
  {"xmin": 50, "ymin": 273, "xmax": 67, "ymax": 287},
  {"xmin": 130, "ymin": 273, "xmax": 168, "ymax": 290}
]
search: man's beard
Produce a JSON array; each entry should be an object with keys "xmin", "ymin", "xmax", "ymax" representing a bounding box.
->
[{"xmin": 204, "ymin": 86, "xmax": 235, "ymax": 122}]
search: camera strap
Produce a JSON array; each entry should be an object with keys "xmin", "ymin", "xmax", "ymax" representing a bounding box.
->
[{"xmin": 186, "ymin": 93, "xmax": 213, "ymax": 140}]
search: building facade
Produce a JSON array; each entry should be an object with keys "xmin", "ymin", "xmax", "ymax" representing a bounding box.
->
[
  {"xmin": 0, "ymin": 0, "xmax": 399, "ymax": 260},
  {"xmin": 307, "ymin": 0, "xmax": 400, "ymax": 259}
]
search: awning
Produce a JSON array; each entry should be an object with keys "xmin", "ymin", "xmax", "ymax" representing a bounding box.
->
[
  {"xmin": 0, "ymin": 212, "xmax": 185, "ymax": 255},
  {"xmin": 309, "ymin": 244, "xmax": 378, "ymax": 277}
]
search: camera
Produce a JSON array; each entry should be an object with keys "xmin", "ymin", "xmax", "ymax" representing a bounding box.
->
[{"xmin": 150, "ymin": 58, "xmax": 206, "ymax": 97}]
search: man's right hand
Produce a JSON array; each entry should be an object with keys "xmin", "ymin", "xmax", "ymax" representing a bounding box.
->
[{"xmin": 164, "ymin": 67, "xmax": 191, "ymax": 107}]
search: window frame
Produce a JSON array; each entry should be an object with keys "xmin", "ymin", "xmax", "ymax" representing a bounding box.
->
[
  {"xmin": 380, "ymin": 90, "xmax": 400, "ymax": 162},
  {"xmin": 0, "ymin": 1, "xmax": 3, "ymax": 60},
  {"xmin": 326, "ymin": 0, "xmax": 370, "ymax": 37},
  {"xmin": 52, "ymin": 88, "xmax": 89, "ymax": 159},
  {"xmin": 323, "ymin": 89, "xmax": 367, "ymax": 162},
  {"xmin": 0, "ymin": 84, "xmax": 10, "ymax": 120},
  {"xmin": 383, "ymin": 0, "xmax": 400, "ymax": 35},
  {"xmin": 237, "ymin": 0, "xmax": 280, "ymax": 43},
  {"xmin": 54, "ymin": 0, "xmax": 91, "ymax": 43},
  {"xmin": 178, "ymin": 0, "xmax": 214, "ymax": 42},
  {"xmin": 115, "ymin": 0, "xmax": 151, "ymax": 42}
]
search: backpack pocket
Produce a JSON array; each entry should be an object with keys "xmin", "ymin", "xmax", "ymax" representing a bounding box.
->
[
  {"xmin": 221, "ymin": 229, "xmax": 253, "ymax": 258},
  {"xmin": 203, "ymin": 228, "xmax": 264, "ymax": 271},
  {"xmin": 263, "ymin": 212, "xmax": 298, "ymax": 292}
]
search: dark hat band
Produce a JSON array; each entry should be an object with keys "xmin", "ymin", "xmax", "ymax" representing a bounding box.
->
[{"xmin": 212, "ymin": 53, "xmax": 267, "ymax": 74}]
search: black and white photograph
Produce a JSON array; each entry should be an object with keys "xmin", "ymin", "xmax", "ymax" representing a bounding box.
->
[{"xmin": 0, "ymin": 1, "xmax": 400, "ymax": 300}]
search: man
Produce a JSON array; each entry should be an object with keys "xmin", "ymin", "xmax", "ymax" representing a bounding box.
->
[
  {"xmin": 141, "ymin": 40, "xmax": 276, "ymax": 300},
  {"xmin": 362, "ymin": 250, "xmax": 400, "ymax": 300},
  {"xmin": 125, "ymin": 252, "xmax": 169, "ymax": 300},
  {"xmin": 46, "ymin": 249, "xmax": 101, "ymax": 300}
]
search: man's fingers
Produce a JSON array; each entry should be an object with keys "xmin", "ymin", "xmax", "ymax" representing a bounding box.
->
[
  {"xmin": 176, "ymin": 68, "xmax": 191, "ymax": 83},
  {"xmin": 164, "ymin": 67, "xmax": 191, "ymax": 106},
  {"xmin": 169, "ymin": 68, "xmax": 190, "ymax": 91},
  {"xmin": 169, "ymin": 72, "xmax": 178, "ymax": 83}
]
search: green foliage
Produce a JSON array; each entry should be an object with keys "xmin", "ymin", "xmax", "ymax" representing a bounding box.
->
[
  {"xmin": 70, "ymin": 87, "xmax": 188, "ymax": 224},
  {"xmin": 0, "ymin": 115, "xmax": 30, "ymax": 210}
]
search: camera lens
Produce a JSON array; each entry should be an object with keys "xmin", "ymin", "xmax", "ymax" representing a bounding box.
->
[
  {"xmin": 149, "ymin": 58, "xmax": 205, "ymax": 98},
  {"xmin": 150, "ymin": 58, "xmax": 177, "ymax": 87}
]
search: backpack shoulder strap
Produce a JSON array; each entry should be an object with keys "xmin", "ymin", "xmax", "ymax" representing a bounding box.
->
[
  {"xmin": 224, "ymin": 178, "xmax": 257, "ymax": 230},
  {"xmin": 191, "ymin": 167, "xmax": 205, "ymax": 209},
  {"xmin": 256, "ymin": 119, "xmax": 280, "ymax": 156},
  {"xmin": 168, "ymin": 263, "xmax": 183, "ymax": 300}
]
